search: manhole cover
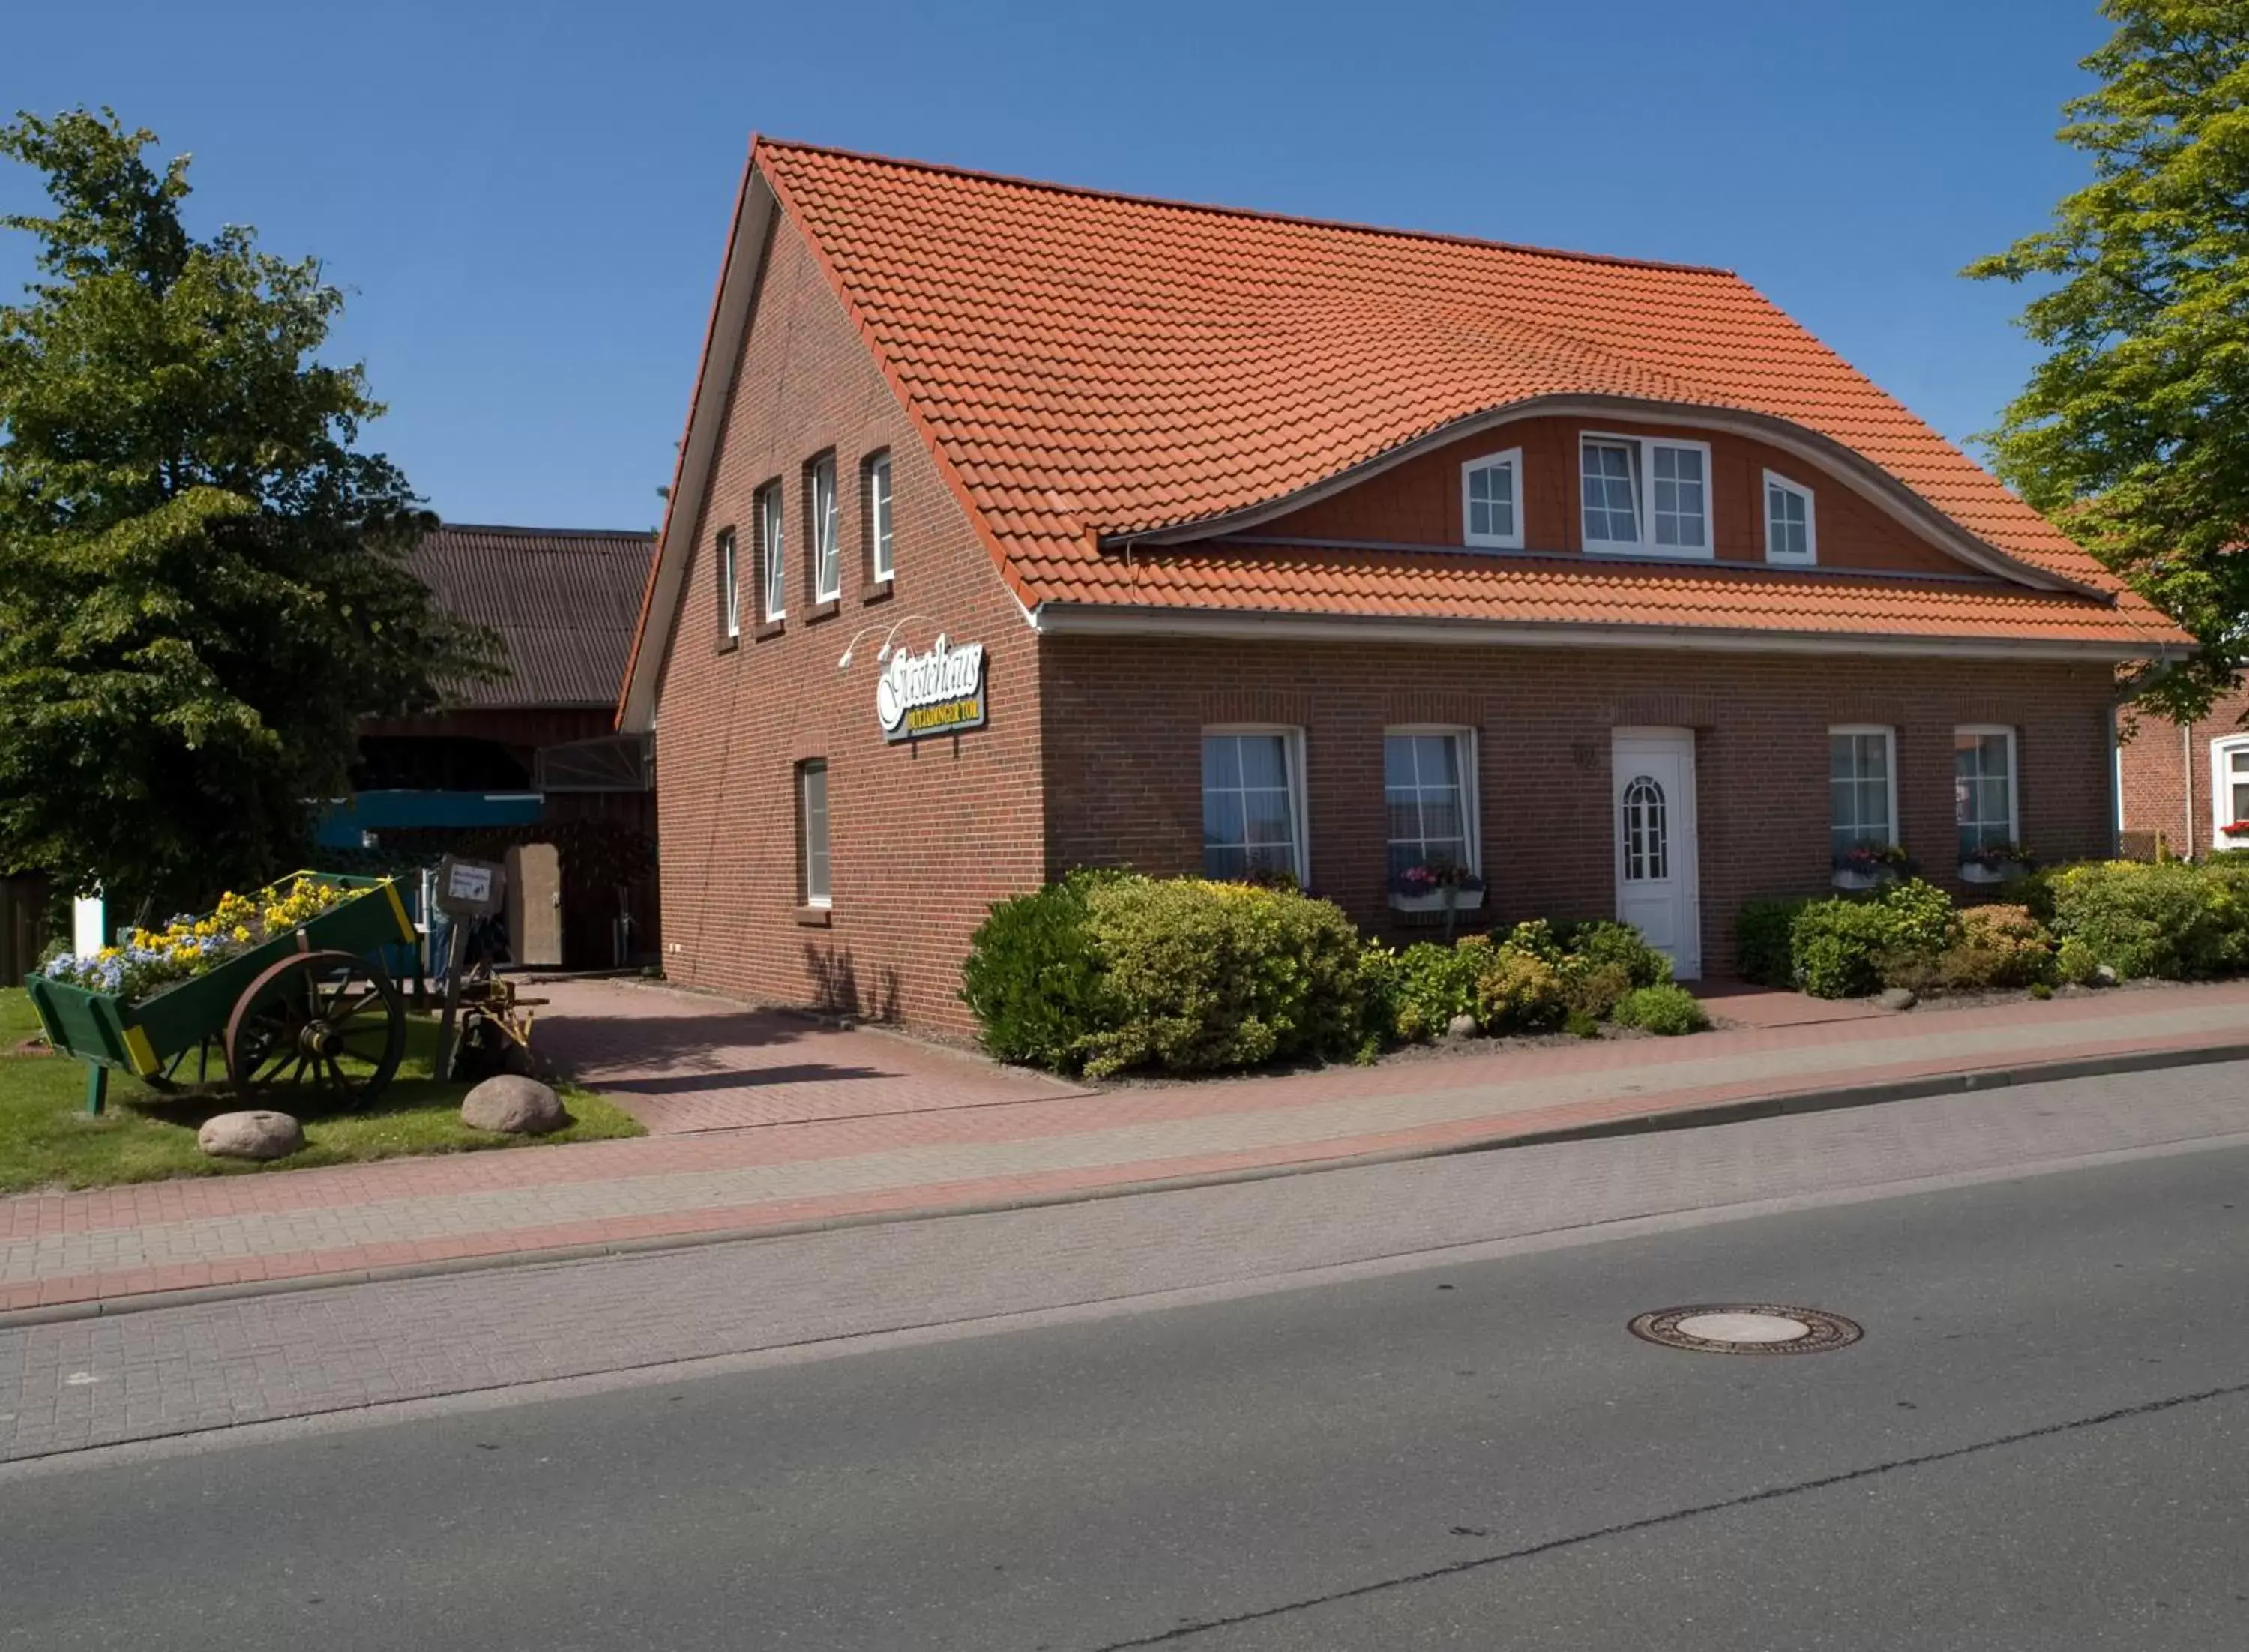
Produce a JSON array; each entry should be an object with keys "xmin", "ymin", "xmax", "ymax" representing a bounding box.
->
[{"xmin": 1628, "ymin": 1304, "xmax": 1861, "ymax": 1356}]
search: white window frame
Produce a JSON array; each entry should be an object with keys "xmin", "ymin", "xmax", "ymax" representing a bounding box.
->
[
  {"xmin": 798, "ymin": 759, "xmax": 831, "ymax": 908},
  {"xmin": 1459, "ymin": 449, "xmax": 1524, "ymax": 550},
  {"xmin": 759, "ymin": 483, "xmax": 785, "ymax": 622},
  {"xmin": 1954, "ymin": 725, "xmax": 2020, "ymax": 857},
  {"xmin": 2213, "ymin": 736, "xmax": 2249, "ymax": 845},
  {"xmin": 1382, "ymin": 726, "xmax": 1481, "ymax": 879},
  {"xmin": 1828, "ymin": 724, "xmax": 1900, "ymax": 856},
  {"xmin": 718, "ymin": 528, "xmax": 740, "ymax": 640},
  {"xmin": 1762, "ymin": 469, "xmax": 1817, "ymax": 566},
  {"xmin": 1580, "ymin": 432, "xmax": 1716, "ymax": 558},
  {"xmin": 810, "ymin": 453, "xmax": 841, "ymax": 604},
  {"xmin": 1200, "ymin": 724, "xmax": 1310, "ymax": 885},
  {"xmin": 867, "ymin": 451, "xmax": 895, "ymax": 583}
]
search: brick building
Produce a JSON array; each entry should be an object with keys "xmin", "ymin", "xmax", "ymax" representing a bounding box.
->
[
  {"xmin": 618, "ymin": 141, "xmax": 2188, "ymax": 1034},
  {"xmin": 2116, "ymin": 682, "xmax": 2249, "ymax": 860}
]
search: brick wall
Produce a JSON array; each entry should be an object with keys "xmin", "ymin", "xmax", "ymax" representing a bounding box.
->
[
  {"xmin": 1042, "ymin": 636, "xmax": 2119, "ymax": 974},
  {"xmin": 2117, "ymin": 680, "xmax": 2249, "ymax": 859},
  {"xmin": 1265, "ymin": 415, "xmax": 1963, "ymax": 574},
  {"xmin": 651, "ymin": 216, "xmax": 1045, "ymax": 1032}
]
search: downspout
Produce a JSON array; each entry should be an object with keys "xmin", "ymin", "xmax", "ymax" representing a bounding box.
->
[{"xmin": 2183, "ymin": 720, "xmax": 2195, "ymax": 860}]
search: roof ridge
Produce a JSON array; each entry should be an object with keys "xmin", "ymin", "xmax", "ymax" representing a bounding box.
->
[
  {"xmin": 434, "ymin": 523, "xmax": 656, "ymax": 540},
  {"xmin": 755, "ymin": 136, "xmax": 1738, "ymax": 279}
]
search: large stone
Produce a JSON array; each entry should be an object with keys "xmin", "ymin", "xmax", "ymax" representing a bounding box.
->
[
  {"xmin": 1877, "ymin": 986, "xmax": 1918, "ymax": 1012},
  {"xmin": 197, "ymin": 1109, "xmax": 304, "ymax": 1160},
  {"xmin": 461, "ymin": 1074, "xmax": 566, "ymax": 1135},
  {"xmin": 1445, "ymin": 1013, "xmax": 1479, "ymax": 1041}
]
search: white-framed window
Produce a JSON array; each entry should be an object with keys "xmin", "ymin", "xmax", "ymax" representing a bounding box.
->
[
  {"xmin": 2214, "ymin": 738, "xmax": 2249, "ymax": 843},
  {"xmin": 1621, "ymin": 774, "xmax": 1669, "ymax": 883},
  {"xmin": 810, "ymin": 453, "xmax": 841, "ymax": 603},
  {"xmin": 1201, "ymin": 727, "xmax": 1307, "ymax": 884},
  {"xmin": 1384, "ymin": 728, "xmax": 1478, "ymax": 884},
  {"xmin": 867, "ymin": 450, "xmax": 895, "ymax": 583},
  {"xmin": 1580, "ymin": 434, "xmax": 1713, "ymax": 557},
  {"xmin": 1954, "ymin": 726, "xmax": 2018, "ymax": 860},
  {"xmin": 717, "ymin": 528, "xmax": 739, "ymax": 641},
  {"xmin": 1829, "ymin": 725, "xmax": 1898, "ymax": 863},
  {"xmin": 1460, "ymin": 450, "xmax": 1523, "ymax": 550},
  {"xmin": 1764, "ymin": 471, "xmax": 1816, "ymax": 565},
  {"xmin": 798, "ymin": 759, "xmax": 831, "ymax": 907},
  {"xmin": 758, "ymin": 483, "xmax": 785, "ymax": 621}
]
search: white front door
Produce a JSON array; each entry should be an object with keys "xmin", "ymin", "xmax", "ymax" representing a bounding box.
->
[{"xmin": 1613, "ymin": 728, "xmax": 1702, "ymax": 980}]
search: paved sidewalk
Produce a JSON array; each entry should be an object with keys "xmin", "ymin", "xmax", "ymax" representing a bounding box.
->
[{"xmin": 3, "ymin": 980, "xmax": 2246, "ymax": 1318}]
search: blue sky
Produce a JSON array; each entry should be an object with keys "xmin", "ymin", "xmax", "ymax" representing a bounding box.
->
[{"xmin": 3, "ymin": 0, "xmax": 2107, "ymax": 532}]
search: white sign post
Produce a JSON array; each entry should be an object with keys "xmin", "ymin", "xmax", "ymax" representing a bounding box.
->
[{"xmin": 72, "ymin": 891, "xmax": 106, "ymax": 958}]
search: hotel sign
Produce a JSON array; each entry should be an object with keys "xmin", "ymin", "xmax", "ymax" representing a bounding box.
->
[{"xmin": 876, "ymin": 634, "xmax": 987, "ymax": 742}]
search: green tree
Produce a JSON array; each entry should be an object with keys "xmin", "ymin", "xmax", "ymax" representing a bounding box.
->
[
  {"xmin": 1969, "ymin": 2, "xmax": 2249, "ymax": 718},
  {"xmin": 0, "ymin": 109, "xmax": 498, "ymax": 918}
]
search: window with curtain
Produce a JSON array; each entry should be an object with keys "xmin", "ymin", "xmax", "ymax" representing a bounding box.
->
[
  {"xmin": 1202, "ymin": 732, "xmax": 1301, "ymax": 882},
  {"xmin": 1385, "ymin": 732, "xmax": 1475, "ymax": 882},
  {"xmin": 1829, "ymin": 729, "xmax": 1895, "ymax": 862},
  {"xmin": 798, "ymin": 759, "xmax": 831, "ymax": 906},
  {"xmin": 1954, "ymin": 729, "xmax": 2017, "ymax": 858}
]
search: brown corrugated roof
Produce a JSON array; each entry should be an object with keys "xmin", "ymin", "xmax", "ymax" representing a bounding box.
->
[{"xmin": 413, "ymin": 525, "xmax": 655, "ymax": 708}]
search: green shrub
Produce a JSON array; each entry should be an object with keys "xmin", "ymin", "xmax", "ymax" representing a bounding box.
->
[
  {"xmin": 2055, "ymin": 935, "xmax": 2102, "ymax": 986},
  {"xmin": 1075, "ymin": 876, "xmax": 1366, "ymax": 1078},
  {"xmin": 1933, "ymin": 904, "xmax": 2053, "ymax": 990},
  {"xmin": 2029, "ymin": 981, "xmax": 2053, "ymax": 1000},
  {"xmin": 1552, "ymin": 920, "xmax": 1673, "ymax": 990},
  {"xmin": 1562, "ymin": 959, "xmax": 1635, "ymax": 1020},
  {"xmin": 1391, "ymin": 936, "xmax": 1492, "ymax": 1042},
  {"xmin": 2197, "ymin": 854, "xmax": 2249, "ymax": 968},
  {"xmin": 1564, "ymin": 1008, "xmax": 1601, "ymax": 1040},
  {"xmin": 1790, "ymin": 880, "xmax": 1960, "ymax": 999},
  {"xmin": 960, "ymin": 870, "xmax": 1113, "ymax": 1071},
  {"xmin": 1735, "ymin": 898, "xmax": 1811, "ymax": 988},
  {"xmin": 1790, "ymin": 898, "xmax": 1895, "ymax": 998},
  {"xmin": 1475, "ymin": 947, "xmax": 1568, "ymax": 1034},
  {"xmin": 1611, "ymin": 983, "xmax": 1711, "ymax": 1035},
  {"xmin": 1499, "ymin": 919, "xmax": 1565, "ymax": 965},
  {"xmin": 2047, "ymin": 860, "xmax": 2222, "ymax": 979},
  {"xmin": 1355, "ymin": 942, "xmax": 1406, "ymax": 1049}
]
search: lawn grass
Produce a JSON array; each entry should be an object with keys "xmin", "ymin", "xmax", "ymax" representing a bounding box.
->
[{"xmin": 0, "ymin": 986, "xmax": 642, "ymax": 1195}]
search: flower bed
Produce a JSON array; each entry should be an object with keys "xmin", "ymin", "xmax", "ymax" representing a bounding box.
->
[{"xmin": 40, "ymin": 878, "xmax": 349, "ymax": 1001}]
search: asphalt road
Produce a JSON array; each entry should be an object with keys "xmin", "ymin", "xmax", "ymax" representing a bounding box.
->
[{"xmin": 4, "ymin": 1120, "xmax": 2247, "ymax": 1648}]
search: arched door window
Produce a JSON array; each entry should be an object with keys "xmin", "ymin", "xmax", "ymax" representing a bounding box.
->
[{"xmin": 1622, "ymin": 774, "xmax": 1668, "ymax": 882}]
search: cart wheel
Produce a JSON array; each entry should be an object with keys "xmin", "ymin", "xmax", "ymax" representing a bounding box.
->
[{"xmin": 226, "ymin": 950, "xmax": 406, "ymax": 1112}]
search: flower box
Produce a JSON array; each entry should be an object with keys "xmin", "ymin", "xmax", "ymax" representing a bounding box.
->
[
  {"xmin": 1389, "ymin": 886, "xmax": 1487, "ymax": 915},
  {"xmin": 1959, "ymin": 860, "xmax": 2026, "ymax": 885},
  {"xmin": 1830, "ymin": 868, "xmax": 1896, "ymax": 892}
]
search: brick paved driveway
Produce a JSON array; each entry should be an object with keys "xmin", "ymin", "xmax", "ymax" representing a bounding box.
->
[{"xmin": 532, "ymin": 979, "xmax": 1086, "ymax": 1132}]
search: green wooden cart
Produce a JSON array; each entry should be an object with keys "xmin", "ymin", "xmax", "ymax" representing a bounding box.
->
[{"xmin": 23, "ymin": 872, "xmax": 418, "ymax": 1115}]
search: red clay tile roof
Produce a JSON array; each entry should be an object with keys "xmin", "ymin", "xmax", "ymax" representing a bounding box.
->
[{"xmin": 641, "ymin": 139, "xmax": 2190, "ymax": 672}]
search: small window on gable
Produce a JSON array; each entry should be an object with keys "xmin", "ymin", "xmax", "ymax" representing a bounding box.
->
[
  {"xmin": 1580, "ymin": 435, "xmax": 1712, "ymax": 557},
  {"xmin": 717, "ymin": 528, "xmax": 739, "ymax": 642},
  {"xmin": 809, "ymin": 453, "xmax": 841, "ymax": 604},
  {"xmin": 866, "ymin": 451, "xmax": 895, "ymax": 584},
  {"xmin": 1765, "ymin": 471, "xmax": 1816, "ymax": 564},
  {"xmin": 1460, "ymin": 450, "xmax": 1523, "ymax": 549},
  {"xmin": 758, "ymin": 483, "xmax": 785, "ymax": 622}
]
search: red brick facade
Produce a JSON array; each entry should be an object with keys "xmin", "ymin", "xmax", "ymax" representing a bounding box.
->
[
  {"xmin": 650, "ymin": 220, "xmax": 1047, "ymax": 1030},
  {"xmin": 645, "ymin": 206, "xmax": 2132, "ymax": 1037},
  {"xmin": 2116, "ymin": 682, "xmax": 2249, "ymax": 859}
]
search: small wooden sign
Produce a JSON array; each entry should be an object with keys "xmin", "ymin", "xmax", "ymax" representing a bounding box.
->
[{"xmin": 436, "ymin": 855, "xmax": 505, "ymax": 918}]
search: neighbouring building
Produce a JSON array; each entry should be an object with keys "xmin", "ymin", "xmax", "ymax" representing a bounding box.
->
[
  {"xmin": 618, "ymin": 140, "xmax": 2189, "ymax": 1034},
  {"xmin": 331, "ymin": 523, "xmax": 661, "ymax": 968},
  {"xmin": 2116, "ymin": 684, "xmax": 2249, "ymax": 860}
]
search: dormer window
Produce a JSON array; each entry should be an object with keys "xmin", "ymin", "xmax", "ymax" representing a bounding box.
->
[
  {"xmin": 1764, "ymin": 471, "xmax": 1816, "ymax": 564},
  {"xmin": 1460, "ymin": 449, "xmax": 1523, "ymax": 549},
  {"xmin": 1580, "ymin": 435, "xmax": 1711, "ymax": 557}
]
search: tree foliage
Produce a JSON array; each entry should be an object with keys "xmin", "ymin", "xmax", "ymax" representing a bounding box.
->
[
  {"xmin": 0, "ymin": 109, "xmax": 498, "ymax": 917},
  {"xmin": 1969, "ymin": 2, "xmax": 2249, "ymax": 717}
]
